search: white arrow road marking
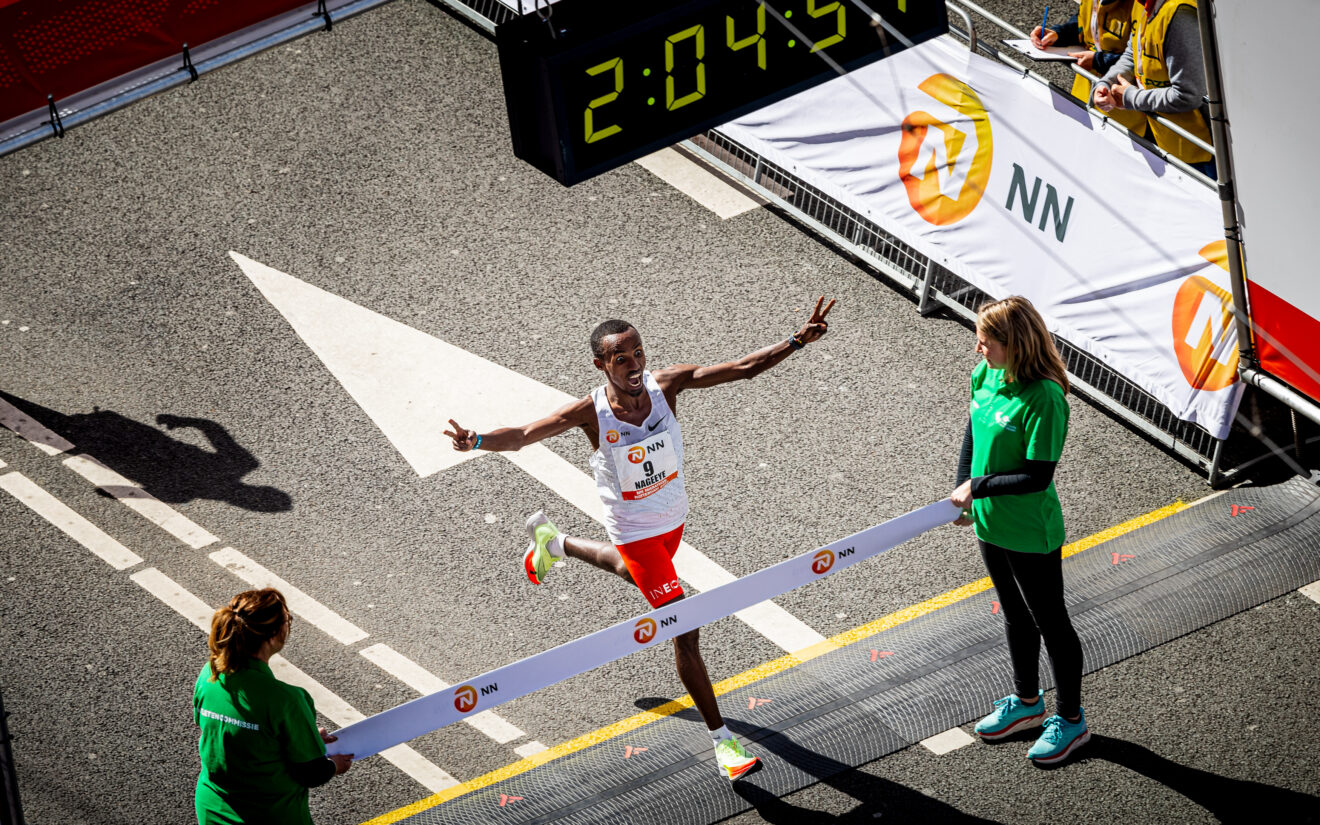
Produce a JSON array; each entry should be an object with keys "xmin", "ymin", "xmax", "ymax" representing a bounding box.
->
[
  {"xmin": 232, "ymin": 252, "xmax": 826, "ymax": 655},
  {"xmin": 230, "ymin": 251, "xmax": 569, "ymax": 478},
  {"xmin": 1, "ymin": 471, "xmax": 143, "ymax": 570},
  {"xmin": 130, "ymin": 567, "xmax": 458, "ymax": 793}
]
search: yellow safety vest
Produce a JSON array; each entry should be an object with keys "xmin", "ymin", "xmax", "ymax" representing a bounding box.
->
[
  {"xmin": 1070, "ymin": 0, "xmax": 1146, "ymax": 133},
  {"xmin": 1133, "ymin": 0, "xmax": 1214, "ymax": 164}
]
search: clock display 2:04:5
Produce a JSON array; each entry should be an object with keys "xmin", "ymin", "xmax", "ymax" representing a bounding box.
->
[{"xmin": 571, "ymin": 0, "xmax": 896, "ymax": 150}]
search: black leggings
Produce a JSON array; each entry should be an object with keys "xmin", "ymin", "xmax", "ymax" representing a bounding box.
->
[{"xmin": 980, "ymin": 540, "xmax": 1083, "ymax": 719}]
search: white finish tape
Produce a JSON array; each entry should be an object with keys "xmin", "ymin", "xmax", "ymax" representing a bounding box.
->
[{"xmin": 328, "ymin": 500, "xmax": 959, "ymax": 759}]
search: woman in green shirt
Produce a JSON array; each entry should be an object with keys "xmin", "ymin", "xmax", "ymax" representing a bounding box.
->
[
  {"xmin": 949, "ymin": 296, "xmax": 1089, "ymax": 765},
  {"xmin": 194, "ymin": 589, "xmax": 353, "ymax": 824}
]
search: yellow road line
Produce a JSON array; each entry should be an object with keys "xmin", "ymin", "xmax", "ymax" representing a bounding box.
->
[{"xmin": 362, "ymin": 500, "xmax": 1187, "ymax": 825}]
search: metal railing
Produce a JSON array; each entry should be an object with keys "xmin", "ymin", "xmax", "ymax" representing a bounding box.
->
[
  {"xmin": 951, "ymin": 0, "xmax": 1217, "ymax": 172},
  {"xmin": 0, "ymin": 0, "xmax": 397, "ymax": 158}
]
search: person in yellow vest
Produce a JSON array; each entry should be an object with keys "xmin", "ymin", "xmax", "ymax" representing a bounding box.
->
[
  {"xmin": 1031, "ymin": 0, "xmax": 1147, "ymax": 134},
  {"xmin": 1092, "ymin": 0, "xmax": 1216, "ymax": 178}
]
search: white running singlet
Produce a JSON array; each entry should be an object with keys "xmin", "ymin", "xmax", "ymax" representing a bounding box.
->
[{"xmin": 589, "ymin": 370, "xmax": 689, "ymax": 545}]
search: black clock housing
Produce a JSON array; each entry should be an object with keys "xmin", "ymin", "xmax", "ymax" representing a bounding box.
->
[{"xmin": 497, "ymin": 0, "xmax": 948, "ymax": 185}]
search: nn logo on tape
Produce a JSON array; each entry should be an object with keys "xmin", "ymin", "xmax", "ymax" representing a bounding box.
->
[
  {"xmin": 453, "ymin": 682, "xmax": 498, "ymax": 713},
  {"xmin": 634, "ymin": 617, "xmax": 657, "ymax": 644},
  {"xmin": 812, "ymin": 546, "xmax": 855, "ymax": 575},
  {"xmin": 633, "ymin": 614, "xmax": 678, "ymax": 644}
]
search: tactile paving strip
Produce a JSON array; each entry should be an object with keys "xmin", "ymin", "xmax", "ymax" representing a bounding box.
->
[{"xmin": 396, "ymin": 478, "xmax": 1320, "ymax": 824}]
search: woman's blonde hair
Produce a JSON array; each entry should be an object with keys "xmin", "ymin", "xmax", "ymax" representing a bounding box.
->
[
  {"xmin": 208, "ymin": 588, "xmax": 288, "ymax": 680},
  {"xmin": 977, "ymin": 296, "xmax": 1069, "ymax": 394}
]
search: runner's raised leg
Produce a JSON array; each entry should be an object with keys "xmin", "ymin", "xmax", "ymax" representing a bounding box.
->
[
  {"xmin": 525, "ymin": 511, "xmax": 635, "ymax": 585},
  {"xmin": 563, "ymin": 536, "xmax": 634, "ymax": 582}
]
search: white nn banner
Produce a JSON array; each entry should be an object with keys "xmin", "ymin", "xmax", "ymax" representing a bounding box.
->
[{"xmin": 721, "ymin": 36, "xmax": 1242, "ymax": 440}]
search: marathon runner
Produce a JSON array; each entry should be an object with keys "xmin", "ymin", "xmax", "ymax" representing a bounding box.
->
[{"xmin": 443, "ymin": 297, "xmax": 835, "ymax": 781}]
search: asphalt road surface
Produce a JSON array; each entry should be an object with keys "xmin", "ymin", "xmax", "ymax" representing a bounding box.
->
[{"xmin": 1, "ymin": 2, "xmax": 1317, "ymax": 823}]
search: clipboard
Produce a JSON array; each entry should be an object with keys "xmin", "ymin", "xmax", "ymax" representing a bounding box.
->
[{"xmin": 1003, "ymin": 39, "xmax": 1078, "ymax": 62}]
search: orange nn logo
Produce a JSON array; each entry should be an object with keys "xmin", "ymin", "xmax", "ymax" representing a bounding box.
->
[
  {"xmin": 606, "ymin": 429, "xmax": 620, "ymax": 444},
  {"xmin": 627, "ymin": 446, "xmax": 646, "ymax": 464},
  {"xmin": 898, "ymin": 73, "xmax": 993, "ymax": 226},
  {"xmin": 453, "ymin": 685, "xmax": 478, "ymax": 713},
  {"xmin": 633, "ymin": 618, "xmax": 657, "ymax": 644},
  {"xmin": 1170, "ymin": 240, "xmax": 1239, "ymax": 392},
  {"xmin": 812, "ymin": 549, "xmax": 835, "ymax": 575}
]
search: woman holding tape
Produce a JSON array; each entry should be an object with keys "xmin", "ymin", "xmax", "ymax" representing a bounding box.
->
[
  {"xmin": 949, "ymin": 296, "xmax": 1089, "ymax": 765},
  {"xmin": 194, "ymin": 588, "xmax": 352, "ymax": 824}
]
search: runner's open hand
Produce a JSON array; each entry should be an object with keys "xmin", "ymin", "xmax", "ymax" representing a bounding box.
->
[
  {"xmin": 795, "ymin": 296, "xmax": 836, "ymax": 345},
  {"xmin": 444, "ymin": 419, "xmax": 478, "ymax": 451}
]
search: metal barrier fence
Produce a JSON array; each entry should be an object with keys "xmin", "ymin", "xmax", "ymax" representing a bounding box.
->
[{"xmin": 431, "ymin": 0, "xmax": 1225, "ymax": 477}]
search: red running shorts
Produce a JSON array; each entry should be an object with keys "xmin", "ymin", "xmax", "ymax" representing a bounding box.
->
[{"xmin": 617, "ymin": 524, "xmax": 685, "ymax": 608}]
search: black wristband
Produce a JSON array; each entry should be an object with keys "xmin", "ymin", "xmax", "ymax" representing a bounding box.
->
[{"xmin": 788, "ymin": 334, "xmax": 805, "ymax": 350}]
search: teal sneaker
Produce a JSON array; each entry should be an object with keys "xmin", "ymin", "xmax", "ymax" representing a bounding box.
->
[
  {"xmin": 523, "ymin": 510, "xmax": 564, "ymax": 585},
  {"xmin": 1027, "ymin": 711, "xmax": 1090, "ymax": 764},
  {"xmin": 974, "ymin": 691, "xmax": 1045, "ymax": 740},
  {"xmin": 714, "ymin": 737, "xmax": 760, "ymax": 781}
]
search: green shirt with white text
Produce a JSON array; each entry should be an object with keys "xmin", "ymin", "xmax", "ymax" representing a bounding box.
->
[
  {"xmin": 194, "ymin": 659, "xmax": 325, "ymax": 824},
  {"xmin": 968, "ymin": 361, "xmax": 1069, "ymax": 553}
]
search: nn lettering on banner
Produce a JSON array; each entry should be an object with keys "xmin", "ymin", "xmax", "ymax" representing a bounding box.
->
[
  {"xmin": 721, "ymin": 37, "xmax": 1245, "ymax": 439},
  {"xmin": 327, "ymin": 501, "xmax": 959, "ymax": 760}
]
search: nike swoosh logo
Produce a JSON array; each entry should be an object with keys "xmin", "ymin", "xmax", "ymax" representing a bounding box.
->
[{"xmin": 647, "ymin": 416, "xmax": 666, "ymax": 432}]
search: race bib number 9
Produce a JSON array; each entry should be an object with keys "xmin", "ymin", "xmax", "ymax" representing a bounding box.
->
[{"xmin": 613, "ymin": 429, "xmax": 678, "ymax": 501}]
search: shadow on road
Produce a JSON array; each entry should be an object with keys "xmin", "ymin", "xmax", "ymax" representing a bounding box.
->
[
  {"xmin": 729, "ymin": 725, "xmax": 1001, "ymax": 824},
  {"xmin": 1081, "ymin": 734, "xmax": 1320, "ymax": 824},
  {"xmin": 632, "ymin": 697, "xmax": 998, "ymax": 823},
  {"xmin": 0, "ymin": 392, "xmax": 291, "ymax": 513}
]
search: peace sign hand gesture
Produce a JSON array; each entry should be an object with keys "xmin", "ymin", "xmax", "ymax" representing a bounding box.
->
[
  {"xmin": 794, "ymin": 296, "xmax": 836, "ymax": 345},
  {"xmin": 443, "ymin": 419, "xmax": 478, "ymax": 452}
]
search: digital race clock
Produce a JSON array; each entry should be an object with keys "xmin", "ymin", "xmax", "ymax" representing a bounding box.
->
[{"xmin": 497, "ymin": 0, "xmax": 948, "ymax": 185}]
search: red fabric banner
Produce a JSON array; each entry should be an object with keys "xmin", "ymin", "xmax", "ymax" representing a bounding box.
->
[
  {"xmin": 1248, "ymin": 281, "xmax": 1320, "ymax": 404},
  {"xmin": 0, "ymin": 0, "xmax": 311, "ymax": 124}
]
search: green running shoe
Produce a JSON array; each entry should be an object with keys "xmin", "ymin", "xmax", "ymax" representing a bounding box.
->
[
  {"xmin": 714, "ymin": 737, "xmax": 760, "ymax": 781},
  {"xmin": 523, "ymin": 510, "xmax": 564, "ymax": 585}
]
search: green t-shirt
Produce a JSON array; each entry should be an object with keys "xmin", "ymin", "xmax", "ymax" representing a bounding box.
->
[
  {"xmin": 968, "ymin": 361, "xmax": 1069, "ymax": 553},
  {"xmin": 194, "ymin": 660, "xmax": 325, "ymax": 825}
]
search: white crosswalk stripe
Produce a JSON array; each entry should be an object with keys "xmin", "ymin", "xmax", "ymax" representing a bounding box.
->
[
  {"xmin": 131, "ymin": 566, "xmax": 457, "ymax": 793},
  {"xmin": 63, "ymin": 454, "xmax": 219, "ymax": 549},
  {"xmin": 1, "ymin": 471, "xmax": 142, "ymax": 570},
  {"xmin": 210, "ymin": 546, "xmax": 368, "ymax": 645}
]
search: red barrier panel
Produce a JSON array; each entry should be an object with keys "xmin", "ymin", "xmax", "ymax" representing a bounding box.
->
[
  {"xmin": 1248, "ymin": 282, "xmax": 1320, "ymax": 406},
  {"xmin": 0, "ymin": 0, "xmax": 311, "ymax": 124}
]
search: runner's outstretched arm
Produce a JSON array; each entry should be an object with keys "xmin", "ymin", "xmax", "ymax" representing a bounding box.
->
[
  {"xmin": 443, "ymin": 397, "xmax": 594, "ymax": 452},
  {"xmin": 662, "ymin": 297, "xmax": 835, "ymax": 391}
]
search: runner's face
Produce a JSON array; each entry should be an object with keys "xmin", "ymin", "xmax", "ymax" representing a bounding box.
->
[
  {"xmin": 975, "ymin": 325, "xmax": 1007, "ymax": 370},
  {"xmin": 596, "ymin": 329, "xmax": 646, "ymax": 397}
]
